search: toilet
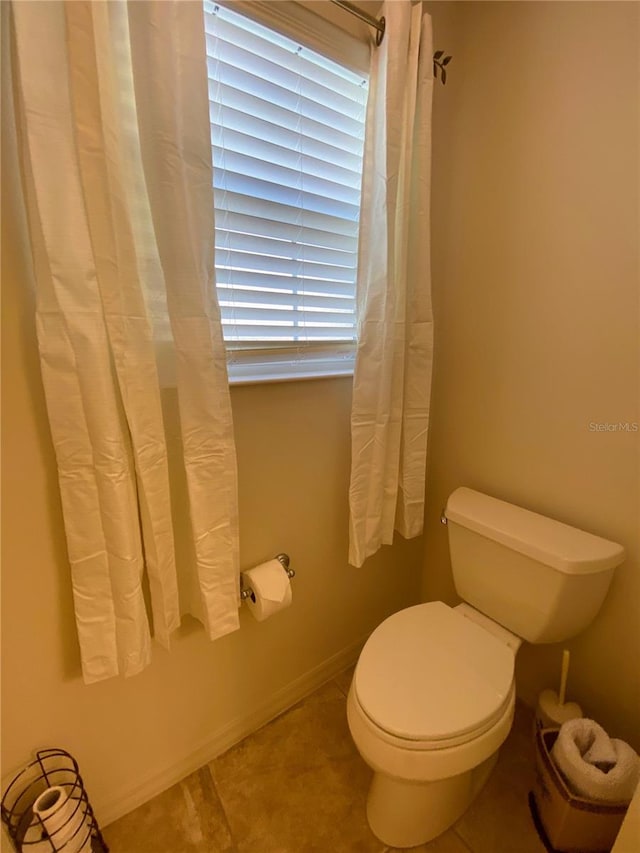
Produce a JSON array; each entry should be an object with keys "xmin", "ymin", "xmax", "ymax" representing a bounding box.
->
[{"xmin": 347, "ymin": 487, "xmax": 625, "ymax": 849}]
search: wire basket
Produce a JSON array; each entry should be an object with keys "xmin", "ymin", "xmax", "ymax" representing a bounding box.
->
[{"xmin": 1, "ymin": 748, "xmax": 108, "ymax": 852}]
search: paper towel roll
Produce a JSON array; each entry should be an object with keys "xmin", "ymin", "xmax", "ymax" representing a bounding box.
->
[
  {"xmin": 32, "ymin": 786, "xmax": 92, "ymax": 853},
  {"xmin": 242, "ymin": 559, "xmax": 292, "ymax": 621}
]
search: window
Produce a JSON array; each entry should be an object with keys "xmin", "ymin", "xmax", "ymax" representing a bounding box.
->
[{"xmin": 204, "ymin": 2, "xmax": 368, "ymax": 382}]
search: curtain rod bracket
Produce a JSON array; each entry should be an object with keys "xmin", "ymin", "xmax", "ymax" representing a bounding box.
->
[{"xmin": 330, "ymin": 1, "xmax": 453, "ymax": 81}]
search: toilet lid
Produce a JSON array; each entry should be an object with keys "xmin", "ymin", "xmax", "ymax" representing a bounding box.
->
[{"xmin": 354, "ymin": 601, "xmax": 515, "ymax": 743}]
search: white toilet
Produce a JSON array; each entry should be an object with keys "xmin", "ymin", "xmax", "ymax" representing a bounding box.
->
[{"xmin": 347, "ymin": 487, "xmax": 625, "ymax": 849}]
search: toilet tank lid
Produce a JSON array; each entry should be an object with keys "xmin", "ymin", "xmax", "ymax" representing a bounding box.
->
[{"xmin": 445, "ymin": 488, "xmax": 625, "ymax": 575}]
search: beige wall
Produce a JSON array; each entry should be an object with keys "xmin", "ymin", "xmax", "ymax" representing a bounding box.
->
[
  {"xmin": 423, "ymin": 1, "xmax": 640, "ymax": 749},
  {"xmin": 0, "ymin": 24, "xmax": 423, "ymax": 825}
]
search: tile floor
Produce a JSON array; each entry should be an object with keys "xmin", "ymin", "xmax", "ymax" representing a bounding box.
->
[{"xmin": 103, "ymin": 668, "xmax": 547, "ymax": 853}]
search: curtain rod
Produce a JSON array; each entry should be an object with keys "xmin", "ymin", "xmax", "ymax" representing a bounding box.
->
[
  {"xmin": 330, "ymin": 0, "xmax": 386, "ymax": 46},
  {"xmin": 329, "ymin": 1, "xmax": 453, "ymax": 84}
]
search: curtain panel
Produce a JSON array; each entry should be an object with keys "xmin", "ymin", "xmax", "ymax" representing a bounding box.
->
[
  {"xmin": 10, "ymin": 0, "xmax": 240, "ymax": 682},
  {"xmin": 349, "ymin": 0, "xmax": 434, "ymax": 567}
]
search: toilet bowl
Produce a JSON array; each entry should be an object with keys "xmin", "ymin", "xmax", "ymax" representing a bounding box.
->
[
  {"xmin": 347, "ymin": 487, "xmax": 625, "ymax": 848},
  {"xmin": 347, "ymin": 601, "xmax": 518, "ymax": 848}
]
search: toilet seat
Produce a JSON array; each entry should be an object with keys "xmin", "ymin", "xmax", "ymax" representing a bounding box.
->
[{"xmin": 354, "ymin": 601, "xmax": 515, "ymax": 748}]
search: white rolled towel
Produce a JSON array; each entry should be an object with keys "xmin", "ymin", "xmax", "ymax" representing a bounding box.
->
[{"xmin": 551, "ymin": 718, "xmax": 640, "ymax": 804}]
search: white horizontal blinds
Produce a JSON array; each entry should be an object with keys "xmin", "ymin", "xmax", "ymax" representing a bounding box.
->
[{"xmin": 203, "ymin": 2, "xmax": 368, "ymax": 374}]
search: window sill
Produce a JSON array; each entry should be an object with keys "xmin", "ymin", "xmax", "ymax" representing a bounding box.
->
[
  {"xmin": 155, "ymin": 340, "xmax": 356, "ymax": 388},
  {"xmin": 225, "ymin": 343, "xmax": 356, "ymax": 386},
  {"xmin": 227, "ymin": 363, "xmax": 354, "ymax": 387}
]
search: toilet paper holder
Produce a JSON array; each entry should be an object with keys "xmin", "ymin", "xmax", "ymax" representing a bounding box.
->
[
  {"xmin": 1, "ymin": 747, "xmax": 108, "ymax": 852},
  {"xmin": 240, "ymin": 553, "xmax": 295, "ymax": 601}
]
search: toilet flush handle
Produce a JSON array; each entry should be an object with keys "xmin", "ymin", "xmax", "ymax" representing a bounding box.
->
[{"xmin": 440, "ymin": 509, "xmax": 448, "ymax": 525}]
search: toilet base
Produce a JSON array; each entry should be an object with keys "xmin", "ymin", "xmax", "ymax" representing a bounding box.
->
[{"xmin": 366, "ymin": 751, "xmax": 499, "ymax": 848}]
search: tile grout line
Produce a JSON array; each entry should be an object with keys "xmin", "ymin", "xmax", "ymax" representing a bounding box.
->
[
  {"xmin": 453, "ymin": 826, "xmax": 475, "ymax": 852},
  {"xmin": 381, "ymin": 827, "xmax": 475, "ymax": 853},
  {"xmin": 332, "ymin": 677, "xmax": 350, "ymax": 698},
  {"xmin": 331, "ymin": 664, "xmax": 355, "ymax": 698},
  {"xmin": 201, "ymin": 676, "xmax": 353, "ymax": 851},
  {"xmin": 204, "ymin": 760, "xmax": 238, "ymax": 851}
]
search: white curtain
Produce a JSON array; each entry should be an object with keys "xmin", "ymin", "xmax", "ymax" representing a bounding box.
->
[
  {"xmin": 10, "ymin": 0, "xmax": 240, "ymax": 683},
  {"xmin": 349, "ymin": 1, "xmax": 434, "ymax": 567}
]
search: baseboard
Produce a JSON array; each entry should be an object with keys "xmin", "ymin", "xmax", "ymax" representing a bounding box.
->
[{"xmin": 99, "ymin": 637, "xmax": 364, "ymax": 827}]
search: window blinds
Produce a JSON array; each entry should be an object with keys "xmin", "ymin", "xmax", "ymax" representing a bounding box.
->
[{"xmin": 203, "ymin": 2, "xmax": 368, "ymax": 381}]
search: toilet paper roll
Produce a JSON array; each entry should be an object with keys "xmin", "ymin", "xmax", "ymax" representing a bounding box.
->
[
  {"xmin": 33, "ymin": 786, "xmax": 71, "ymax": 835},
  {"xmin": 20, "ymin": 822, "xmax": 55, "ymax": 853},
  {"xmin": 32, "ymin": 786, "xmax": 92, "ymax": 853},
  {"xmin": 242, "ymin": 559, "xmax": 292, "ymax": 622},
  {"xmin": 20, "ymin": 821, "xmax": 92, "ymax": 853}
]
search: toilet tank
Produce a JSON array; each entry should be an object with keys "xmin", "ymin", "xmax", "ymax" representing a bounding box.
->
[{"xmin": 445, "ymin": 488, "xmax": 625, "ymax": 643}]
